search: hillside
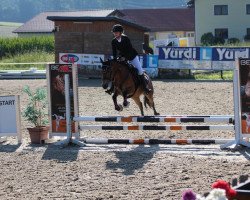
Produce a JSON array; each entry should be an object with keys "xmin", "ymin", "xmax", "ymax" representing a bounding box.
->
[
  {"xmin": 0, "ymin": 0, "xmax": 187, "ymax": 23},
  {"xmin": 0, "ymin": 22, "xmax": 23, "ymax": 37}
]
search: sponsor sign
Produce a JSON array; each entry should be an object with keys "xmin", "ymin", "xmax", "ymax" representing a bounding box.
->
[
  {"xmin": 141, "ymin": 55, "xmax": 158, "ymax": 68},
  {"xmin": 47, "ymin": 64, "xmax": 78, "ymax": 134},
  {"xmin": 0, "ymin": 95, "xmax": 21, "ymax": 141},
  {"xmin": 59, "ymin": 53, "xmax": 104, "ymax": 66},
  {"xmin": 158, "ymin": 47, "xmax": 250, "ymax": 70},
  {"xmin": 158, "ymin": 47, "xmax": 211, "ymax": 70},
  {"xmin": 239, "ymin": 58, "xmax": 250, "ymax": 134}
]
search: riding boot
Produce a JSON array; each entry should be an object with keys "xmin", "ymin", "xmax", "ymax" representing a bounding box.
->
[{"xmin": 139, "ymin": 74, "xmax": 151, "ymax": 94}]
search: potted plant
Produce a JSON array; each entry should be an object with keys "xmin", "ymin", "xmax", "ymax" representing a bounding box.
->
[{"xmin": 23, "ymin": 85, "xmax": 49, "ymax": 144}]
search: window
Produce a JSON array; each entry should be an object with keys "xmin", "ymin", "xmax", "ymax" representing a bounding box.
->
[
  {"xmin": 247, "ymin": 28, "xmax": 250, "ymax": 35},
  {"xmin": 186, "ymin": 32, "xmax": 194, "ymax": 37},
  {"xmin": 215, "ymin": 28, "xmax": 228, "ymax": 39},
  {"xmin": 214, "ymin": 5, "xmax": 228, "ymax": 15},
  {"xmin": 247, "ymin": 4, "xmax": 250, "ymax": 14}
]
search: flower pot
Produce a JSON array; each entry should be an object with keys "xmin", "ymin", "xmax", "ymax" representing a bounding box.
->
[{"xmin": 27, "ymin": 126, "xmax": 49, "ymax": 144}]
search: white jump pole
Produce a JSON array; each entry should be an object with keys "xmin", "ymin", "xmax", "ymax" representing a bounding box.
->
[{"xmin": 56, "ymin": 74, "xmax": 85, "ymax": 147}]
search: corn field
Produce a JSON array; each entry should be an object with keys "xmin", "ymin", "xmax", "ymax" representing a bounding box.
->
[{"xmin": 0, "ymin": 36, "xmax": 54, "ymax": 58}]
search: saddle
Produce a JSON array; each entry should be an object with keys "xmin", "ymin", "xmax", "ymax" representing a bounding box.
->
[{"xmin": 117, "ymin": 60, "xmax": 149, "ymax": 89}]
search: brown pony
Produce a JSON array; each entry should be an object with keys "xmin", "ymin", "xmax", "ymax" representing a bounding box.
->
[{"xmin": 100, "ymin": 59, "xmax": 159, "ymax": 116}]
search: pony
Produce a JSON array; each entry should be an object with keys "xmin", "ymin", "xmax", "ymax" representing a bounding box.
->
[{"xmin": 100, "ymin": 59, "xmax": 159, "ymax": 116}]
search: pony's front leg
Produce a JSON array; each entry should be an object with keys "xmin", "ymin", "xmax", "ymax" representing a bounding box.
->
[
  {"xmin": 123, "ymin": 97, "xmax": 130, "ymax": 108},
  {"xmin": 122, "ymin": 92, "xmax": 130, "ymax": 108},
  {"xmin": 112, "ymin": 91, "xmax": 123, "ymax": 112}
]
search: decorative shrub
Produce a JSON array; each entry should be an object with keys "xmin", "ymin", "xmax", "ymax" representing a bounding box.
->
[
  {"xmin": 214, "ymin": 37, "xmax": 225, "ymax": 45},
  {"xmin": 227, "ymin": 38, "xmax": 240, "ymax": 44},
  {"xmin": 201, "ymin": 32, "xmax": 214, "ymax": 46},
  {"xmin": 23, "ymin": 85, "xmax": 48, "ymax": 127}
]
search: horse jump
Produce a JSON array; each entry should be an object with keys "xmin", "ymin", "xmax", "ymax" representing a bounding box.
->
[
  {"xmin": 82, "ymin": 138, "xmax": 233, "ymax": 145},
  {"xmin": 60, "ymin": 67, "xmax": 249, "ymax": 149},
  {"xmin": 74, "ymin": 115, "xmax": 234, "ymax": 123}
]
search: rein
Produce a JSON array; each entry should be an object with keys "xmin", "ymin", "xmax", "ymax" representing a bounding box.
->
[{"xmin": 111, "ymin": 62, "xmax": 138, "ymax": 97}]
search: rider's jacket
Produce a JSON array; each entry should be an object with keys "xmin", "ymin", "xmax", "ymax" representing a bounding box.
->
[{"xmin": 112, "ymin": 35, "xmax": 138, "ymax": 61}]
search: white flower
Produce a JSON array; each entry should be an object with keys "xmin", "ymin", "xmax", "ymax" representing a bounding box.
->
[
  {"xmin": 205, "ymin": 189, "xmax": 228, "ymax": 200},
  {"xmin": 196, "ymin": 194, "xmax": 206, "ymax": 200}
]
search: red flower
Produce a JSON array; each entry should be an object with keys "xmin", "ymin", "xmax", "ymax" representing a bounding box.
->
[{"xmin": 212, "ymin": 180, "xmax": 237, "ymax": 199}]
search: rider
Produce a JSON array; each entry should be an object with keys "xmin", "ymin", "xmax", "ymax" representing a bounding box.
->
[{"xmin": 110, "ymin": 24, "xmax": 151, "ymax": 94}]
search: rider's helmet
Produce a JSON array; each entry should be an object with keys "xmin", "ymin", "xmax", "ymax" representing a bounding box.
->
[{"xmin": 112, "ymin": 24, "xmax": 124, "ymax": 33}]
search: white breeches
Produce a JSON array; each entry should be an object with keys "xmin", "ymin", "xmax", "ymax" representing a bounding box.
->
[{"xmin": 129, "ymin": 56, "xmax": 144, "ymax": 75}]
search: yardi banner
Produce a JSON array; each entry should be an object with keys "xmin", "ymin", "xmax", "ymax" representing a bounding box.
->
[{"xmin": 158, "ymin": 47, "xmax": 250, "ymax": 70}]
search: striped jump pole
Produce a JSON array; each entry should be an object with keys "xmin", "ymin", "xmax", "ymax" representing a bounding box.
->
[
  {"xmin": 79, "ymin": 124, "xmax": 235, "ymax": 131},
  {"xmin": 74, "ymin": 116, "xmax": 234, "ymax": 123},
  {"xmin": 82, "ymin": 138, "xmax": 234, "ymax": 145}
]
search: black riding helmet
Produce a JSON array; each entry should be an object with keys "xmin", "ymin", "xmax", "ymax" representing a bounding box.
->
[{"xmin": 112, "ymin": 24, "xmax": 124, "ymax": 33}]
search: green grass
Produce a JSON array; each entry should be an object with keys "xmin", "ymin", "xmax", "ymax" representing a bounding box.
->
[
  {"xmin": 0, "ymin": 51, "xmax": 54, "ymax": 70},
  {"xmin": 0, "ymin": 22, "xmax": 23, "ymax": 27},
  {"xmin": 193, "ymin": 70, "xmax": 233, "ymax": 80}
]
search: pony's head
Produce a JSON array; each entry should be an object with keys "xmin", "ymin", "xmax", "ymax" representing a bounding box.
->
[{"xmin": 100, "ymin": 58, "xmax": 112, "ymax": 89}]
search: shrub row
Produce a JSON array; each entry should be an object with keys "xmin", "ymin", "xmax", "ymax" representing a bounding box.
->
[
  {"xmin": 201, "ymin": 32, "xmax": 241, "ymax": 46},
  {"xmin": 0, "ymin": 36, "xmax": 54, "ymax": 58}
]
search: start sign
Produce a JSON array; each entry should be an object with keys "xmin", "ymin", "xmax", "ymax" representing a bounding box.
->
[{"xmin": 0, "ymin": 95, "xmax": 21, "ymax": 142}]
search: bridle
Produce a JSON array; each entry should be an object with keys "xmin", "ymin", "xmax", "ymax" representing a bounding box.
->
[{"xmin": 102, "ymin": 63, "xmax": 112, "ymax": 81}]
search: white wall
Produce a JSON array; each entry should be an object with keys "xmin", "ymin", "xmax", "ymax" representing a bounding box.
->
[{"xmin": 195, "ymin": 0, "xmax": 250, "ymax": 45}]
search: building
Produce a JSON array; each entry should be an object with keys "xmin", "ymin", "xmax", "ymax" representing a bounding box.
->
[
  {"xmin": 13, "ymin": 8, "xmax": 195, "ymax": 42},
  {"xmin": 195, "ymin": 0, "xmax": 250, "ymax": 45},
  {"xmin": 13, "ymin": 10, "xmax": 115, "ymax": 37},
  {"xmin": 47, "ymin": 16, "xmax": 149, "ymax": 62},
  {"xmin": 110, "ymin": 8, "xmax": 195, "ymax": 42}
]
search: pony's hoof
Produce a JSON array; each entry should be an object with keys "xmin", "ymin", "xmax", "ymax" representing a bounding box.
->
[
  {"xmin": 123, "ymin": 101, "xmax": 130, "ymax": 108},
  {"xmin": 154, "ymin": 112, "xmax": 160, "ymax": 116},
  {"xmin": 115, "ymin": 104, "xmax": 123, "ymax": 112}
]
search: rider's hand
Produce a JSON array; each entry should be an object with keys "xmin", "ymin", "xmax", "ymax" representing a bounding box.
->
[{"xmin": 117, "ymin": 57, "xmax": 125, "ymax": 62}]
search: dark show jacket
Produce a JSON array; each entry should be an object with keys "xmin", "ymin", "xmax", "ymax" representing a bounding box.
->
[{"xmin": 112, "ymin": 35, "xmax": 138, "ymax": 60}]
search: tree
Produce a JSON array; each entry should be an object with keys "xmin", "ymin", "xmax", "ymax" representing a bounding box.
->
[{"xmin": 187, "ymin": 0, "xmax": 194, "ymax": 8}]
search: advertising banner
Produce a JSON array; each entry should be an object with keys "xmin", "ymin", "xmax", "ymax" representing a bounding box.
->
[
  {"xmin": 47, "ymin": 64, "xmax": 78, "ymax": 135},
  {"xmin": 212, "ymin": 48, "xmax": 249, "ymax": 70},
  {"xmin": 59, "ymin": 53, "xmax": 104, "ymax": 66},
  {"xmin": 158, "ymin": 47, "xmax": 250, "ymax": 70},
  {"xmin": 158, "ymin": 47, "xmax": 211, "ymax": 70},
  {"xmin": 0, "ymin": 95, "xmax": 21, "ymax": 141},
  {"xmin": 59, "ymin": 53, "xmax": 158, "ymax": 78},
  {"xmin": 59, "ymin": 53, "xmax": 105, "ymax": 78},
  {"xmin": 239, "ymin": 58, "xmax": 250, "ymax": 134}
]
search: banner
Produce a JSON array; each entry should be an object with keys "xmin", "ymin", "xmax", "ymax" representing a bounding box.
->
[
  {"xmin": 47, "ymin": 64, "xmax": 78, "ymax": 134},
  {"xmin": 0, "ymin": 95, "xmax": 21, "ymax": 141},
  {"xmin": 158, "ymin": 47, "xmax": 211, "ymax": 70},
  {"xmin": 59, "ymin": 53, "xmax": 104, "ymax": 66},
  {"xmin": 212, "ymin": 48, "xmax": 249, "ymax": 70},
  {"xmin": 59, "ymin": 53, "xmax": 158, "ymax": 78},
  {"xmin": 158, "ymin": 47, "xmax": 250, "ymax": 70},
  {"xmin": 239, "ymin": 58, "xmax": 250, "ymax": 134}
]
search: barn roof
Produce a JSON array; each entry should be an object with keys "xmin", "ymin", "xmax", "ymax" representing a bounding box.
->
[
  {"xmin": 13, "ymin": 8, "xmax": 194, "ymax": 33},
  {"xmin": 13, "ymin": 10, "xmax": 115, "ymax": 33},
  {"xmin": 112, "ymin": 8, "xmax": 195, "ymax": 32},
  {"xmin": 47, "ymin": 16, "xmax": 149, "ymax": 31}
]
